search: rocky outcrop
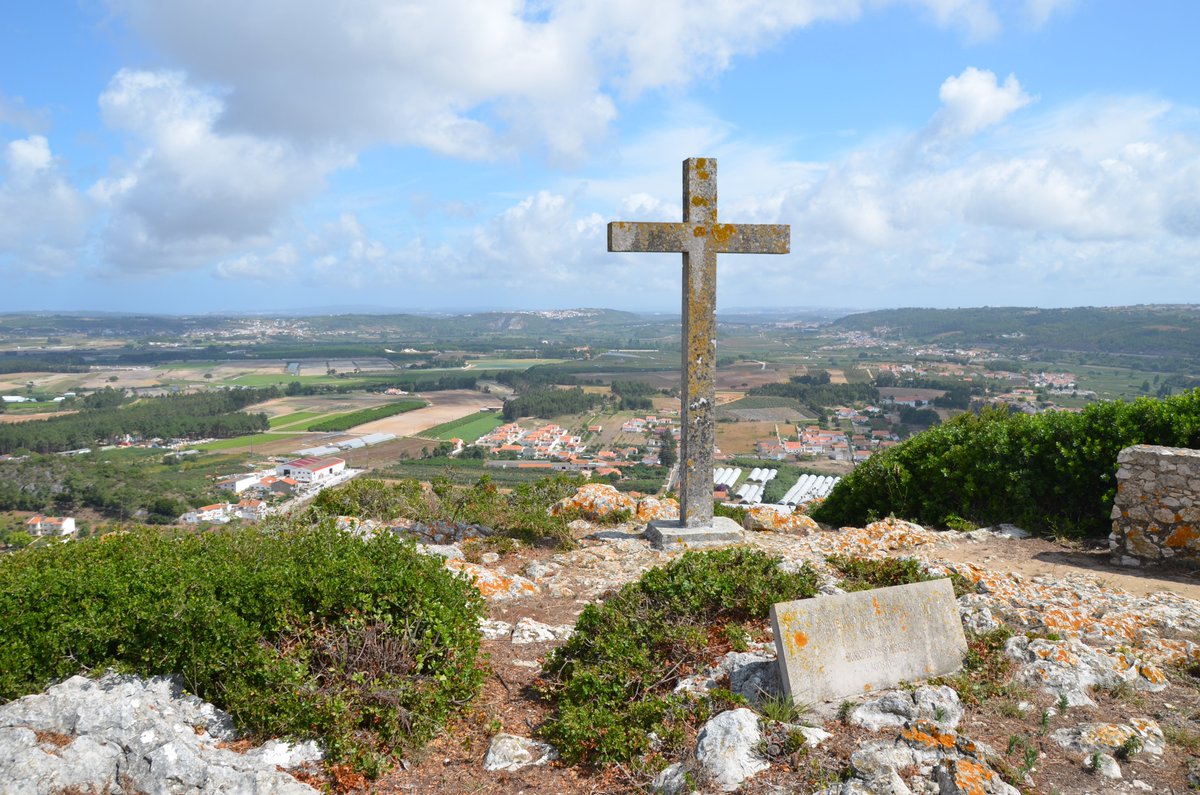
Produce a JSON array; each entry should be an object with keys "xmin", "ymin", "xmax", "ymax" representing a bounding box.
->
[
  {"xmin": 0, "ymin": 672, "xmax": 321, "ymax": 795},
  {"xmin": 551, "ymin": 484, "xmax": 679, "ymax": 523},
  {"xmin": 743, "ymin": 505, "xmax": 820, "ymax": 534}
]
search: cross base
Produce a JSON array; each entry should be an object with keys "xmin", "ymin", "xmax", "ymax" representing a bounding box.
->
[{"xmin": 645, "ymin": 516, "xmax": 745, "ymax": 552}]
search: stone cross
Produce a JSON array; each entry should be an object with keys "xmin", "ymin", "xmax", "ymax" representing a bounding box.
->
[{"xmin": 609, "ymin": 158, "xmax": 790, "ymax": 538}]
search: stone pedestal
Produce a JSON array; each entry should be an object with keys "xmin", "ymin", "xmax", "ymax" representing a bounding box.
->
[{"xmin": 645, "ymin": 516, "xmax": 744, "ymax": 551}]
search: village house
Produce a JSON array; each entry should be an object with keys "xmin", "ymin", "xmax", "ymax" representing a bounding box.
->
[
  {"xmin": 24, "ymin": 515, "xmax": 76, "ymax": 537},
  {"xmin": 235, "ymin": 499, "xmax": 268, "ymax": 520},
  {"xmin": 215, "ymin": 474, "xmax": 261, "ymax": 494},
  {"xmin": 181, "ymin": 504, "xmax": 232, "ymax": 524}
]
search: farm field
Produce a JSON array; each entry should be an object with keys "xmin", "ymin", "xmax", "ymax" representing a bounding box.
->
[
  {"xmin": 420, "ymin": 412, "xmax": 504, "ymax": 442},
  {"xmin": 195, "ymin": 433, "xmax": 294, "ymax": 452},
  {"xmin": 350, "ymin": 390, "xmax": 502, "ymax": 437},
  {"xmin": 0, "ymin": 410, "xmax": 78, "ymax": 424},
  {"xmin": 716, "ymin": 420, "xmax": 783, "ymax": 455},
  {"xmin": 334, "ymin": 436, "xmax": 433, "ymax": 469},
  {"xmin": 267, "ymin": 411, "xmax": 325, "ymax": 429}
]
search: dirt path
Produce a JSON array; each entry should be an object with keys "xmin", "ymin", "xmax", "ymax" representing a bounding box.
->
[
  {"xmin": 933, "ymin": 533, "xmax": 1200, "ymax": 600},
  {"xmin": 351, "ymin": 390, "xmax": 502, "ymax": 437}
]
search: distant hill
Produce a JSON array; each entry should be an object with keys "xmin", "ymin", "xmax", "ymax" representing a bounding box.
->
[{"xmin": 832, "ymin": 305, "xmax": 1200, "ymax": 363}]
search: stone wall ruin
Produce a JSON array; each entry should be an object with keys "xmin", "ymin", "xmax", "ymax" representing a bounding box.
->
[{"xmin": 1110, "ymin": 444, "xmax": 1200, "ymax": 567}]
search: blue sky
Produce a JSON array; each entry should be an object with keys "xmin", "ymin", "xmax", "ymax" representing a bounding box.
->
[{"xmin": 1, "ymin": 0, "xmax": 1198, "ymax": 314}]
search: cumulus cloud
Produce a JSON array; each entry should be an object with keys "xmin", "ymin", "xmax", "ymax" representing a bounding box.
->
[
  {"xmin": 1024, "ymin": 0, "xmax": 1077, "ymax": 27},
  {"xmin": 0, "ymin": 135, "xmax": 92, "ymax": 275},
  {"xmin": 765, "ymin": 86, "xmax": 1200, "ymax": 303},
  {"xmin": 106, "ymin": 0, "xmax": 1019, "ymax": 164},
  {"xmin": 930, "ymin": 67, "xmax": 1032, "ymax": 139},
  {"xmin": 91, "ymin": 69, "xmax": 350, "ymax": 272}
]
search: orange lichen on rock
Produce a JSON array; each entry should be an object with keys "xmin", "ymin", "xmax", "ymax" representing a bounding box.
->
[
  {"xmin": 744, "ymin": 506, "xmax": 819, "ymax": 534},
  {"xmin": 943, "ymin": 758, "xmax": 993, "ymax": 795},
  {"xmin": 1165, "ymin": 524, "xmax": 1199, "ymax": 548},
  {"xmin": 901, "ymin": 720, "xmax": 956, "ymax": 750}
]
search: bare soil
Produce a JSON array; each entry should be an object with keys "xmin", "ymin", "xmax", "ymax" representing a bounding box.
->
[
  {"xmin": 0, "ymin": 410, "xmax": 77, "ymax": 424},
  {"xmin": 352, "ymin": 391, "xmax": 502, "ymax": 437}
]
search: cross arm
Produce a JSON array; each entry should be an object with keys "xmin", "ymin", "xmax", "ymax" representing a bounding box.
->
[
  {"xmin": 705, "ymin": 223, "xmax": 790, "ymax": 254},
  {"xmin": 608, "ymin": 221, "xmax": 692, "ymax": 253},
  {"xmin": 609, "ymin": 220, "xmax": 790, "ymax": 255}
]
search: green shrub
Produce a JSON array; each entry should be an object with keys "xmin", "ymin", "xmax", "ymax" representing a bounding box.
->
[
  {"xmin": 0, "ymin": 522, "xmax": 486, "ymax": 776},
  {"xmin": 310, "ymin": 474, "xmax": 582, "ymax": 548},
  {"xmin": 825, "ymin": 555, "xmax": 975, "ymax": 597},
  {"xmin": 538, "ymin": 547, "xmax": 819, "ymax": 767},
  {"xmin": 812, "ymin": 392, "xmax": 1200, "ymax": 538}
]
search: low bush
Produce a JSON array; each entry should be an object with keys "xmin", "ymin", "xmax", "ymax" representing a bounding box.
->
[
  {"xmin": 826, "ymin": 555, "xmax": 975, "ymax": 597},
  {"xmin": 812, "ymin": 392, "xmax": 1200, "ymax": 538},
  {"xmin": 310, "ymin": 474, "xmax": 583, "ymax": 548},
  {"xmin": 537, "ymin": 547, "xmax": 820, "ymax": 767},
  {"xmin": 0, "ymin": 522, "xmax": 486, "ymax": 776}
]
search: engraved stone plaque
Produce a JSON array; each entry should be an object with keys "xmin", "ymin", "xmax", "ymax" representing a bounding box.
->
[{"xmin": 770, "ymin": 578, "xmax": 967, "ymax": 705}]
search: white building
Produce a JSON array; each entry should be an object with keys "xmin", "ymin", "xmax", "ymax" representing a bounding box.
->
[
  {"xmin": 24, "ymin": 515, "xmax": 76, "ymax": 536},
  {"xmin": 275, "ymin": 456, "xmax": 346, "ymax": 484},
  {"xmin": 181, "ymin": 504, "xmax": 232, "ymax": 524}
]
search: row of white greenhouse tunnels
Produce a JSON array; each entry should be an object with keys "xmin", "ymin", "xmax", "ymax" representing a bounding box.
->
[{"xmin": 712, "ymin": 467, "xmax": 840, "ymax": 507}]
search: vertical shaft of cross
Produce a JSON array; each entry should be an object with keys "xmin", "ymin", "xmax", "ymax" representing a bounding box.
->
[
  {"xmin": 607, "ymin": 157, "xmax": 789, "ymax": 539},
  {"xmin": 680, "ymin": 158, "xmax": 718, "ymax": 528}
]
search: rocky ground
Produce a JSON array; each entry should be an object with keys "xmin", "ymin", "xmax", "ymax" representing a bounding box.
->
[{"xmin": 3, "ymin": 485, "xmax": 1199, "ymax": 794}]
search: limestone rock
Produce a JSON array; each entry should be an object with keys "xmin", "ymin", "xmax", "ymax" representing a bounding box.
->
[
  {"xmin": 418, "ymin": 543, "xmax": 464, "ymax": 560},
  {"xmin": 850, "ymin": 686, "xmax": 962, "ymax": 732},
  {"xmin": 650, "ymin": 762, "xmax": 693, "ymax": 795},
  {"xmin": 744, "ymin": 506, "xmax": 820, "ymax": 534},
  {"xmin": 1005, "ymin": 636, "xmax": 1132, "ymax": 706},
  {"xmin": 1083, "ymin": 751, "xmax": 1122, "ymax": 779},
  {"xmin": 933, "ymin": 758, "xmax": 1019, "ymax": 795},
  {"xmin": 391, "ymin": 518, "xmax": 491, "ymax": 545},
  {"xmin": 510, "ymin": 617, "xmax": 574, "ymax": 645},
  {"xmin": 482, "ymin": 733, "xmax": 557, "ymax": 772},
  {"xmin": 1050, "ymin": 719, "xmax": 1164, "ymax": 756},
  {"xmin": 694, "ymin": 708, "xmax": 768, "ymax": 792},
  {"xmin": 444, "ymin": 559, "xmax": 539, "ymax": 601},
  {"xmin": 478, "ymin": 618, "xmax": 514, "ymax": 640},
  {"xmin": 635, "ymin": 495, "xmax": 680, "ymax": 522},
  {"xmin": 985, "ymin": 524, "xmax": 1031, "ymax": 540},
  {"xmin": 550, "ymin": 484, "xmax": 636, "ymax": 520},
  {"xmin": 0, "ymin": 673, "xmax": 320, "ymax": 795}
]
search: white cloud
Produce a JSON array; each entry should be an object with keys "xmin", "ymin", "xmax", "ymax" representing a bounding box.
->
[
  {"xmin": 91, "ymin": 69, "xmax": 350, "ymax": 272},
  {"xmin": 1024, "ymin": 0, "xmax": 1076, "ymax": 28},
  {"xmin": 0, "ymin": 136, "xmax": 92, "ymax": 275},
  {"xmin": 215, "ymin": 244, "xmax": 299, "ymax": 282},
  {"xmin": 107, "ymin": 0, "xmax": 1021, "ymax": 164},
  {"xmin": 5, "ymin": 135, "xmax": 53, "ymax": 176},
  {"xmin": 930, "ymin": 67, "xmax": 1032, "ymax": 139}
]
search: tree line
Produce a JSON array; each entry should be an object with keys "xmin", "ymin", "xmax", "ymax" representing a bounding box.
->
[
  {"xmin": 0, "ymin": 388, "xmax": 277, "ymax": 454},
  {"xmin": 502, "ymin": 387, "xmax": 604, "ymax": 421}
]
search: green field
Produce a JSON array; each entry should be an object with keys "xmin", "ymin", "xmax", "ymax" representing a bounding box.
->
[
  {"xmin": 228, "ymin": 373, "xmax": 356, "ymax": 387},
  {"xmin": 307, "ymin": 400, "xmax": 426, "ymax": 433},
  {"xmin": 421, "ymin": 412, "xmax": 503, "ymax": 442},
  {"xmin": 196, "ymin": 433, "xmax": 293, "ymax": 451},
  {"xmin": 268, "ymin": 411, "xmax": 325, "ymax": 429},
  {"xmin": 464, "ymin": 358, "xmax": 568, "ymax": 370}
]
